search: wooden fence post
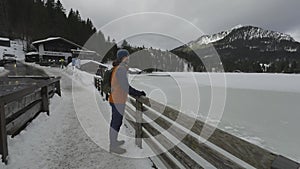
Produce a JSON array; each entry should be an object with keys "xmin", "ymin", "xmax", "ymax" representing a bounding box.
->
[
  {"xmin": 100, "ymin": 79, "xmax": 104, "ymax": 96},
  {"xmin": 94, "ymin": 77, "xmax": 97, "ymax": 90},
  {"xmin": 135, "ymin": 99, "xmax": 143, "ymax": 148},
  {"xmin": 41, "ymin": 86, "xmax": 49, "ymax": 116},
  {"xmin": 0, "ymin": 102, "xmax": 8, "ymax": 164},
  {"xmin": 98, "ymin": 79, "xmax": 101, "ymax": 91},
  {"xmin": 55, "ymin": 81, "xmax": 61, "ymax": 96}
]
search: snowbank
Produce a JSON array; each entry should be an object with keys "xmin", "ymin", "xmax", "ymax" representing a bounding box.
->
[
  {"xmin": 0, "ymin": 67, "xmax": 8, "ymax": 76},
  {"xmin": 80, "ymin": 59, "xmax": 110, "ymax": 68}
]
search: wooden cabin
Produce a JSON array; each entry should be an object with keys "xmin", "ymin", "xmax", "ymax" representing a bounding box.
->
[{"xmin": 32, "ymin": 37, "xmax": 83, "ymax": 66}]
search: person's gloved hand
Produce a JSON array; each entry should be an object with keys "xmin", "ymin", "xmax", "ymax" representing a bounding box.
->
[{"xmin": 140, "ymin": 91, "xmax": 146, "ymax": 96}]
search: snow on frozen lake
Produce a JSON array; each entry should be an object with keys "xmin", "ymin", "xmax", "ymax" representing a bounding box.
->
[{"xmin": 129, "ymin": 72, "xmax": 300, "ymax": 162}]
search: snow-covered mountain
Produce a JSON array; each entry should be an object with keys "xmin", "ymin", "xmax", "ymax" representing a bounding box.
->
[
  {"xmin": 187, "ymin": 25, "xmax": 244, "ymax": 46},
  {"xmin": 187, "ymin": 25, "xmax": 295, "ymax": 48},
  {"xmin": 171, "ymin": 25, "xmax": 300, "ymax": 73},
  {"xmin": 225, "ymin": 25, "xmax": 294, "ymax": 42}
]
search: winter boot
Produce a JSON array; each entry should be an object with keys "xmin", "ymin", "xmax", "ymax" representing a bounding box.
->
[
  {"xmin": 109, "ymin": 146, "xmax": 126, "ymax": 154},
  {"xmin": 116, "ymin": 140, "xmax": 125, "ymax": 146}
]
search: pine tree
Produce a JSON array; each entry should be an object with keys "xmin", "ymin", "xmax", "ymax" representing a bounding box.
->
[
  {"xmin": 55, "ymin": 0, "xmax": 65, "ymax": 14},
  {"xmin": 290, "ymin": 60, "xmax": 297, "ymax": 73},
  {"xmin": 46, "ymin": 0, "xmax": 55, "ymax": 9},
  {"xmin": 121, "ymin": 40, "xmax": 129, "ymax": 48},
  {"xmin": 3, "ymin": 0, "xmax": 103, "ymax": 52},
  {"xmin": 0, "ymin": 0, "xmax": 9, "ymax": 36}
]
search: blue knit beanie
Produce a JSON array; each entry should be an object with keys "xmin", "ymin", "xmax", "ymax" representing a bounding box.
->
[{"xmin": 117, "ymin": 49, "xmax": 129, "ymax": 60}]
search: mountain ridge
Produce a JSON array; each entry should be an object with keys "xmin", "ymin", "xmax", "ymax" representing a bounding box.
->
[
  {"xmin": 171, "ymin": 25, "xmax": 300, "ymax": 73},
  {"xmin": 186, "ymin": 25, "xmax": 296, "ymax": 49}
]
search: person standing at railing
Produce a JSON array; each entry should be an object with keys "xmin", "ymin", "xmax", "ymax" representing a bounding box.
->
[{"xmin": 109, "ymin": 49, "xmax": 146, "ymax": 154}]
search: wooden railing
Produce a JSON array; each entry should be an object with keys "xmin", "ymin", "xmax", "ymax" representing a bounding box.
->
[
  {"xmin": 94, "ymin": 76, "xmax": 101, "ymax": 91},
  {"xmin": 94, "ymin": 76, "xmax": 105, "ymax": 97},
  {"xmin": 94, "ymin": 76, "xmax": 300, "ymax": 169},
  {"xmin": 0, "ymin": 76, "xmax": 61, "ymax": 164},
  {"xmin": 125, "ymin": 96, "xmax": 300, "ymax": 169}
]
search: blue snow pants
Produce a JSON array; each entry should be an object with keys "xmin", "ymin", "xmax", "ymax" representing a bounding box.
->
[{"xmin": 109, "ymin": 103, "xmax": 125, "ymax": 147}]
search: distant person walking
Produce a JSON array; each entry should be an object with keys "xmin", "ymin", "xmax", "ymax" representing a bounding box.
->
[
  {"xmin": 109, "ymin": 49, "xmax": 146, "ymax": 154},
  {"xmin": 59, "ymin": 58, "xmax": 65, "ymax": 69},
  {"xmin": 72, "ymin": 57, "xmax": 76, "ymax": 70}
]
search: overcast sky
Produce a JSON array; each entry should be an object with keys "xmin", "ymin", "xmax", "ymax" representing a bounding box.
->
[{"xmin": 61, "ymin": 0, "xmax": 300, "ymax": 49}]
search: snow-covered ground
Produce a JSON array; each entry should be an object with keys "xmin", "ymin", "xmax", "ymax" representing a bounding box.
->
[{"xmin": 0, "ymin": 63, "xmax": 153, "ymax": 169}]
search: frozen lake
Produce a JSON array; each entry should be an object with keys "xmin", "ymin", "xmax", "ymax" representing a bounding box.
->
[{"xmin": 129, "ymin": 72, "xmax": 300, "ymax": 162}]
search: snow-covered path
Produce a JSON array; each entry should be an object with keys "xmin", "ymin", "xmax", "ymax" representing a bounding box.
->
[{"xmin": 0, "ymin": 65, "xmax": 153, "ymax": 169}]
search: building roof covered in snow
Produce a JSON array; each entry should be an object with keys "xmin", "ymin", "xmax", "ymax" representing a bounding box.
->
[
  {"xmin": 0, "ymin": 37, "xmax": 9, "ymax": 41},
  {"xmin": 32, "ymin": 37, "xmax": 84, "ymax": 50}
]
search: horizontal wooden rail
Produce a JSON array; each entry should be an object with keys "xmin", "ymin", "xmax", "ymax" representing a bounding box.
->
[
  {"xmin": 0, "ymin": 77, "xmax": 61, "ymax": 104},
  {"xmin": 125, "ymin": 95, "xmax": 300, "ymax": 169},
  {"xmin": 139, "ymin": 97, "xmax": 274, "ymax": 168},
  {"xmin": 6, "ymin": 101, "xmax": 42, "ymax": 135},
  {"xmin": 0, "ymin": 76, "xmax": 61, "ymax": 164},
  {"xmin": 125, "ymin": 115, "xmax": 182, "ymax": 169},
  {"xmin": 126, "ymin": 102, "xmax": 244, "ymax": 169}
]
